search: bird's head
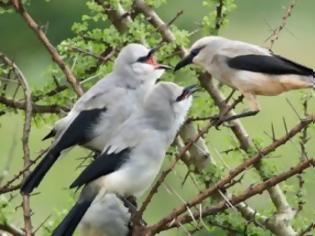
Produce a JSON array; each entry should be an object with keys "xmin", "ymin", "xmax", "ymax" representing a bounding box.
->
[
  {"xmin": 144, "ymin": 82, "xmax": 197, "ymax": 131},
  {"xmin": 174, "ymin": 36, "xmax": 222, "ymax": 72},
  {"xmin": 114, "ymin": 43, "xmax": 172, "ymax": 84}
]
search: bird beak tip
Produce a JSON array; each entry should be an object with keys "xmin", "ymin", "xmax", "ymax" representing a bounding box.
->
[{"xmin": 174, "ymin": 55, "xmax": 194, "ymax": 72}]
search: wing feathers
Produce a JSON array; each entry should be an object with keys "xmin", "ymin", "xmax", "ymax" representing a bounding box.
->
[
  {"xmin": 227, "ymin": 54, "xmax": 314, "ymax": 76},
  {"xmin": 70, "ymin": 148, "xmax": 131, "ymax": 189}
]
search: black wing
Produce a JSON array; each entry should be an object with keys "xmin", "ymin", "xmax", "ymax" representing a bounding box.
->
[
  {"xmin": 20, "ymin": 107, "xmax": 108, "ymax": 194},
  {"xmin": 227, "ymin": 54, "xmax": 314, "ymax": 76},
  {"xmin": 70, "ymin": 148, "xmax": 131, "ymax": 189},
  {"xmin": 54, "ymin": 107, "xmax": 107, "ymax": 152}
]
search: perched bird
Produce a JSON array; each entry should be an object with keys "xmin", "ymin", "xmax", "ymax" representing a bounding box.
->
[
  {"xmin": 21, "ymin": 43, "xmax": 171, "ymax": 194},
  {"xmin": 80, "ymin": 193, "xmax": 131, "ymax": 236},
  {"xmin": 174, "ymin": 36, "xmax": 315, "ymax": 122},
  {"xmin": 51, "ymin": 82, "xmax": 196, "ymax": 236}
]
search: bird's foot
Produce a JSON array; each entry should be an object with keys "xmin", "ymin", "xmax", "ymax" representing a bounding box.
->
[{"xmin": 119, "ymin": 195, "xmax": 147, "ymax": 226}]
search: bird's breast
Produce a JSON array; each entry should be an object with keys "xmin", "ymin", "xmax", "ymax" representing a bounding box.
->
[{"xmin": 230, "ymin": 72, "xmax": 310, "ymax": 96}]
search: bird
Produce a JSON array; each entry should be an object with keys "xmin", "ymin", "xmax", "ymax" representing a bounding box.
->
[
  {"xmin": 80, "ymin": 193, "xmax": 131, "ymax": 236},
  {"xmin": 174, "ymin": 36, "xmax": 315, "ymax": 123},
  {"xmin": 51, "ymin": 81, "xmax": 197, "ymax": 236},
  {"xmin": 21, "ymin": 43, "xmax": 171, "ymax": 194}
]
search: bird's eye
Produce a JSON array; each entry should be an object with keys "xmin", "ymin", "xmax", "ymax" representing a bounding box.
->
[
  {"xmin": 191, "ymin": 49, "xmax": 199, "ymax": 56},
  {"xmin": 190, "ymin": 46, "xmax": 205, "ymax": 57},
  {"xmin": 137, "ymin": 55, "xmax": 148, "ymax": 63}
]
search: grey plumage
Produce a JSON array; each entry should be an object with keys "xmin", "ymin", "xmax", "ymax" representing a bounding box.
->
[
  {"xmin": 52, "ymin": 81, "xmax": 195, "ymax": 236},
  {"xmin": 80, "ymin": 193, "xmax": 131, "ymax": 236},
  {"xmin": 21, "ymin": 43, "xmax": 167, "ymax": 194}
]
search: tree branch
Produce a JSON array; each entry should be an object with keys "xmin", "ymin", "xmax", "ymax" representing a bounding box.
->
[
  {"xmin": 147, "ymin": 116, "xmax": 314, "ymax": 234},
  {"xmin": 267, "ymin": 0, "xmax": 298, "ymax": 49},
  {"xmin": 160, "ymin": 158, "xmax": 315, "ymax": 232},
  {"xmin": 0, "ymin": 95, "xmax": 68, "ymax": 114},
  {"xmin": 0, "ymin": 223, "xmax": 24, "ymax": 236},
  {"xmin": 9, "ymin": 0, "xmax": 84, "ymax": 96},
  {"xmin": 0, "ymin": 148, "xmax": 47, "ymax": 194},
  {"xmin": 1, "ymin": 52, "xmax": 34, "ymax": 235},
  {"xmin": 199, "ymin": 74, "xmax": 298, "ymax": 235}
]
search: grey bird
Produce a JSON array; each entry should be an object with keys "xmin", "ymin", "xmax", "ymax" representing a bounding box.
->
[
  {"xmin": 51, "ymin": 81, "xmax": 196, "ymax": 236},
  {"xmin": 21, "ymin": 43, "xmax": 171, "ymax": 194},
  {"xmin": 80, "ymin": 193, "xmax": 131, "ymax": 236},
  {"xmin": 174, "ymin": 36, "xmax": 315, "ymax": 123}
]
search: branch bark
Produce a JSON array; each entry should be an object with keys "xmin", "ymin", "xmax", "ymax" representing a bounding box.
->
[
  {"xmin": 0, "ymin": 223, "xmax": 24, "ymax": 236},
  {"xmin": 158, "ymin": 158, "xmax": 315, "ymax": 232},
  {"xmin": 10, "ymin": 0, "xmax": 84, "ymax": 96},
  {"xmin": 1, "ymin": 53, "xmax": 34, "ymax": 235},
  {"xmin": 0, "ymin": 95, "xmax": 68, "ymax": 114},
  {"xmin": 147, "ymin": 116, "xmax": 314, "ymax": 234}
]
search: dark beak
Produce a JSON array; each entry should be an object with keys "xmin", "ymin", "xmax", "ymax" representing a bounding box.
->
[
  {"xmin": 174, "ymin": 53, "xmax": 194, "ymax": 71},
  {"xmin": 148, "ymin": 44, "xmax": 163, "ymax": 57},
  {"xmin": 176, "ymin": 84, "xmax": 200, "ymax": 102}
]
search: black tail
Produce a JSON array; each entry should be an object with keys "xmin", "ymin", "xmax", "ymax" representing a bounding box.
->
[
  {"xmin": 52, "ymin": 199, "xmax": 93, "ymax": 236},
  {"xmin": 20, "ymin": 149, "xmax": 60, "ymax": 194}
]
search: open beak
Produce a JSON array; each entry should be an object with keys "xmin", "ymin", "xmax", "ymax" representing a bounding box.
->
[
  {"xmin": 174, "ymin": 53, "xmax": 195, "ymax": 71},
  {"xmin": 176, "ymin": 84, "xmax": 200, "ymax": 102},
  {"xmin": 145, "ymin": 47, "xmax": 173, "ymax": 70}
]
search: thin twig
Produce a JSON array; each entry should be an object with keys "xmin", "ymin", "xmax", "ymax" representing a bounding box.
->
[
  {"xmin": 1, "ymin": 53, "xmax": 34, "ymax": 235},
  {"xmin": 0, "ymin": 223, "xmax": 24, "ymax": 236},
  {"xmin": 298, "ymin": 222, "xmax": 315, "ymax": 236},
  {"xmin": 0, "ymin": 95, "xmax": 68, "ymax": 114},
  {"xmin": 0, "ymin": 149, "xmax": 47, "ymax": 194},
  {"xmin": 10, "ymin": 0, "xmax": 83, "ymax": 96},
  {"xmin": 134, "ymin": 93, "xmax": 244, "ymax": 224},
  {"xmin": 147, "ymin": 116, "xmax": 314, "ymax": 234},
  {"xmin": 266, "ymin": 0, "xmax": 298, "ymax": 49},
  {"xmin": 161, "ymin": 158, "xmax": 315, "ymax": 232}
]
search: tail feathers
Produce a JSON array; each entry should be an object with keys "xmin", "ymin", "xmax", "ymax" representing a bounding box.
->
[
  {"xmin": 52, "ymin": 199, "xmax": 93, "ymax": 236},
  {"xmin": 20, "ymin": 150, "xmax": 59, "ymax": 194}
]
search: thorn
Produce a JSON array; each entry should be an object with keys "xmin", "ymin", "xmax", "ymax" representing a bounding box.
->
[
  {"xmin": 263, "ymin": 130, "xmax": 273, "ymax": 141},
  {"xmin": 285, "ymin": 98, "xmax": 302, "ymax": 120},
  {"xmin": 181, "ymin": 170, "xmax": 191, "ymax": 187},
  {"xmin": 282, "ymin": 117, "xmax": 288, "ymax": 135},
  {"xmin": 271, "ymin": 122, "xmax": 276, "ymax": 141}
]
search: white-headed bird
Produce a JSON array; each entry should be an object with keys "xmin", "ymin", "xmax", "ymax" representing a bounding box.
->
[
  {"xmin": 21, "ymin": 43, "xmax": 171, "ymax": 194},
  {"xmin": 175, "ymin": 36, "xmax": 314, "ymax": 123},
  {"xmin": 51, "ymin": 82, "xmax": 196, "ymax": 236}
]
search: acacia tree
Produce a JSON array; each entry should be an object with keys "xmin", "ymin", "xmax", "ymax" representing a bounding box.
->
[{"xmin": 0, "ymin": 0, "xmax": 314, "ymax": 235}]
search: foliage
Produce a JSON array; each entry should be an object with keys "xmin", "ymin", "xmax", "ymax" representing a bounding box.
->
[{"xmin": 0, "ymin": 0, "xmax": 314, "ymax": 235}]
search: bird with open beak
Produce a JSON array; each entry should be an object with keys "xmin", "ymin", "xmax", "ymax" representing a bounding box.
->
[
  {"xmin": 21, "ymin": 43, "xmax": 172, "ymax": 194},
  {"xmin": 51, "ymin": 82, "xmax": 197, "ymax": 236},
  {"xmin": 175, "ymin": 36, "xmax": 315, "ymax": 124}
]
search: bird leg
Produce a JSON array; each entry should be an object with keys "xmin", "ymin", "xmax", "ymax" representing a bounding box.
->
[
  {"xmin": 211, "ymin": 92, "xmax": 259, "ymax": 128},
  {"xmin": 119, "ymin": 195, "xmax": 138, "ymax": 214},
  {"xmin": 118, "ymin": 195, "xmax": 147, "ymax": 226}
]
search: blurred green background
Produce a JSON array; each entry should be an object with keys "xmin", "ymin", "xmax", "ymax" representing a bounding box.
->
[{"xmin": 1, "ymin": 0, "xmax": 315, "ymax": 235}]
